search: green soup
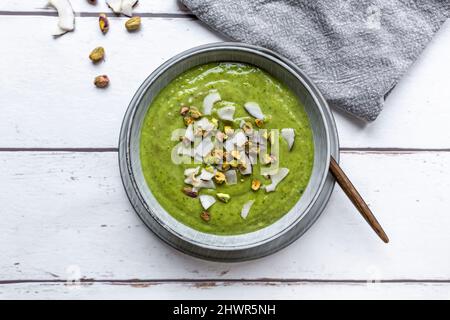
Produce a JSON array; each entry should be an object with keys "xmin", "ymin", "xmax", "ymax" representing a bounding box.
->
[{"xmin": 140, "ymin": 63, "xmax": 314, "ymax": 235}]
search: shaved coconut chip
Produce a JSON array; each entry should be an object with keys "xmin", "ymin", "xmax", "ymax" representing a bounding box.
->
[
  {"xmin": 121, "ymin": 0, "xmax": 138, "ymax": 17},
  {"xmin": 241, "ymin": 200, "xmax": 255, "ymax": 219},
  {"xmin": 234, "ymin": 131, "xmax": 247, "ymax": 147},
  {"xmin": 244, "ymin": 102, "xmax": 265, "ymax": 119},
  {"xmin": 199, "ymin": 195, "xmax": 216, "ymax": 210},
  {"xmin": 198, "ymin": 168, "xmax": 215, "ymax": 181},
  {"xmin": 48, "ymin": 0, "xmax": 75, "ymax": 36},
  {"xmin": 177, "ymin": 144, "xmax": 193, "ymax": 158},
  {"xmin": 217, "ymin": 106, "xmax": 235, "ymax": 121},
  {"xmin": 195, "ymin": 118, "xmax": 214, "ymax": 132},
  {"xmin": 203, "ymin": 91, "xmax": 221, "ymax": 115},
  {"xmin": 184, "ymin": 167, "xmax": 200, "ymax": 177},
  {"xmin": 265, "ymin": 168, "xmax": 290, "ymax": 192},
  {"xmin": 225, "ymin": 170, "xmax": 237, "ymax": 185},
  {"xmin": 194, "ymin": 137, "xmax": 214, "ymax": 158},
  {"xmin": 224, "ymin": 138, "xmax": 236, "ymax": 152},
  {"xmin": 281, "ymin": 128, "xmax": 295, "ymax": 151},
  {"xmin": 183, "ymin": 124, "xmax": 195, "ymax": 142},
  {"xmin": 198, "ymin": 179, "xmax": 215, "ymax": 189},
  {"xmin": 239, "ymin": 154, "xmax": 252, "ymax": 175}
]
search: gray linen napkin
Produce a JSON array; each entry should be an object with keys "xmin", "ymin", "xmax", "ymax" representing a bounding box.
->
[{"xmin": 181, "ymin": 0, "xmax": 449, "ymax": 121}]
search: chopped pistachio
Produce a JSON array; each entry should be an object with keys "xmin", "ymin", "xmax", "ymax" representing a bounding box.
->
[
  {"xmin": 255, "ymin": 118, "xmax": 264, "ymax": 128},
  {"xmin": 216, "ymin": 131, "xmax": 225, "ymax": 142},
  {"xmin": 216, "ymin": 193, "xmax": 231, "ymax": 203},
  {"xmin": 251, "ymin": 179, "xmax": 261, "ymax": 191},
  {"xmin": 231, "ymin": 150, "xmax": 241, "ymax": 160},
  {"xmin": 224, "ymin": 126, "xmax": 234, "ymax": 136},
  {"xmin": 229, "ymin": 159, "xmax": 239, "ymax": 168},
  {"xmin": 211, "ymin": 118, "xmax": 219, "ymax": 127},
  {"xmin": 182, "ymin": 187, "xmax": 198, "ymax": 198},
  {"xmin": 194, "ymin": 128, "xmax": 204, "ymax": 137},
  {"xmin": 214, "ymin": 171, "xmax": 226, "ymax": 184},
  {"xmin": 200, "ymin": 211, "xmax": 211, "ymax": 222},
  {"xmin": 184, "ymin": 116, "xmax": 194, "ymax": 126},
  {"xmin": 212, "ymin": 149, "xmax": 224, "ymax": 159},
  {"xmin": 180, "ymin": 106, "xmax": 189, "ymax": 116},
  {"xmin": 188, "ymin": 106, "xmax": 202, "ymax": 119},
  {"xmin": 221, "ymin": 162, "xmax": 231, "ymax": 171},
  {"xmin": 203, "ymin": 154, "xmax": 216, "ymax": 165},
  {"xmin": 262, "ymin": 154, "xmax": 273, "ymax": 165},
  {"xmin": 205, "ymin": 165, "xmax": 215, "ymax": 173},
  {"xmin": 242, "ymin": 121, "xmax": 253, "ymax": 134}
]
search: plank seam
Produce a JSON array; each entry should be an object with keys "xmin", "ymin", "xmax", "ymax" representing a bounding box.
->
[
  {"xmin": 1, "ymin": 279, "xmax": 450, "ymax": 285},
  {"xmin": 0, "ymin": 11, "xmax": 195, "ymax": 19}
]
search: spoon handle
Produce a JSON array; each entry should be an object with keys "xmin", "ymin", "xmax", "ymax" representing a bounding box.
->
[{"xmin": 329, "ymin": 156, "xmax": 389, "ymax": 243}]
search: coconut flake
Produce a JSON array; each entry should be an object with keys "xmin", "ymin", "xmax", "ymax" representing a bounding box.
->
[
  {"xmin": 265, "ymin": 168, "xmax": 290, "ymax": 192},
  {"xmin": 184, "ymin": 124, "xmax": 194, "ymax": 142},
  {"xmin": 241, "ymin": 200, "xmax": 255, "ymax": 219},
  {"xmin": 195, "ymin": 118, "xmax": 214, "ymax": 132},
  {"xmin": 199, "ymin": 195, "xmax": 216, "ymax": 210},
  {"xmin": 106, "ymin": 0, "xmax": 122, "ymax": 13},
  {"xmin": 244, "ymin": 102, "xmax": 265, "ymax": 119},
  {"xmin": 177, "ymin": 144, "xmax": 193, "ymax": 158},
  {"xmin": 239, "ymin": 153, "xmax": 252, "ymax": 175},
  {"xmin": 225, "ymin": 170, "xmax": 237, "ymax": 185},
  {"xmin": 217, "ymin": 106, "xmax": 235, "ymax": 121},
  {"xmin": 194, "ymin": 136, "xmax": 214, "ymax": 158},
  {"xmin": 234, "ymin": 131, "xmax": 247, "ymax": 147},
  {"xmin": 281, "ymin": 128, "xmax": 295, "ymax": 151},
  {"xmin": 198, "ymin": 168, "xmax": 215, "ymax": 181},
  {"xmin": 203, "ymin": 91, "xmax": 221, "ymax": 115},
  {"xmin": 48, "ymin": 0, "xmax": 75, "ymax": 36},
  {"xmin": 184, "ymin": 167, "xmax": 200, "ymax": 177}
]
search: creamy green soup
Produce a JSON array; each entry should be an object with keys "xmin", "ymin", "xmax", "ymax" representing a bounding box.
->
[{"xmin": 140, "ymin": 63, "xmax": 314, "ymax": 235}]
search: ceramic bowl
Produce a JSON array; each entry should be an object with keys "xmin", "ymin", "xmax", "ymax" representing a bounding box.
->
[{"xmin": 119, "ymin": 42, "xmax": 339, "ymax": 261}]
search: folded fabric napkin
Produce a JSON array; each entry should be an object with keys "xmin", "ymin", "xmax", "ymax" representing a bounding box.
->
[{"xmin": 181, "ymin": 0, "xmax": 449, "ymax": 121}]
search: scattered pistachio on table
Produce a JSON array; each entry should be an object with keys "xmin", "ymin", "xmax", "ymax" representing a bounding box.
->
[
  {"xmin": 89, "ymin": 47, "xmax": 105, "ymax": 63},
  {"xmin": 99, "ymin": 14, "xmax": 109, "ymax": 34},
  {"xmin": 125, "ymin": 16, "xmax": 141, "ymax": 31},
  {"xmin": 94, "ymin": 75, "xmax": 110, "ymax": 88}
]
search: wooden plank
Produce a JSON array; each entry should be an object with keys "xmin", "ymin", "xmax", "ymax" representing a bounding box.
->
[
  {"xmin": 1, "ymin": 17, "xmax": 449, "ymax": 148},
  {"xmin": 1, "ymin": 281, "xmax": 449, "ymax": 299},
  {"xmin": 1, "ymin": 151, "xmax": 449, "ymax": 280},
  {"xmin": 0, "ymin": 0, "xmax": 187, "ymax": 14}
]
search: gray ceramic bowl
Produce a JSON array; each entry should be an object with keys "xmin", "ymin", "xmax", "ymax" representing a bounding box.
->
[{"xmin": 119, "ymin": 42, "xmax": 339, "ymax": 261}]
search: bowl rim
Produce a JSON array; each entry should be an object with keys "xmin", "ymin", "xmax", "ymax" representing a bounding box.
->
[{"xmin": 119, "ymin": 42, "xmax": 334, "ymax": 252}]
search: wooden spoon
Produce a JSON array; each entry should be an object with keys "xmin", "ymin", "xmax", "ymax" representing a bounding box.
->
[{"xmin": 329, "ymin": 156, "xmax": 389, "ymax": 243}]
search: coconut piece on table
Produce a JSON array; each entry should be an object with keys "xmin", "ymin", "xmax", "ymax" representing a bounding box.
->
[
  {"xmin": 106, "ymin": 0, "xmax": 138, "ymax": 16},
  {"xmin": 199, "ymin": 195, "xmax": 216, "ymax": 210},
  {"xmin": 217, "ymin": 106, "xmax": 235, "ymax": 121},
  {"xmin": 225, "ymin": 170, "xmax": 237, "ymax": 185},
  {"xmin": 244, "ymin": 102, "xmax": 265, "ymax": 119},
  {"xmin": 48, "ymin": 0, "xmax": 75, "ymax": 36},
  {"xmin": 241, "ymin": 200, "xmax": 255, "ymax": 219},
  {"xmin": 121, "ymin": 0, "xmax": 138, "ymax": 17},
  {"xmin": 203, "ymin": 91, "xmax": 221, "ymax": 115},
  {"xmin": 265, "ymin": 168, "xmax": 289, "ymax": 192},
  {"xmin": 281, "ymin": 128, "xmax": 295, "ymax": 151}
]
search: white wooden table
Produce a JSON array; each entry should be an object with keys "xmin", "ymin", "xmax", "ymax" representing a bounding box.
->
[{"xmin": 1, "ymin": 1, "xmax": 450, "ymax": 300}]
